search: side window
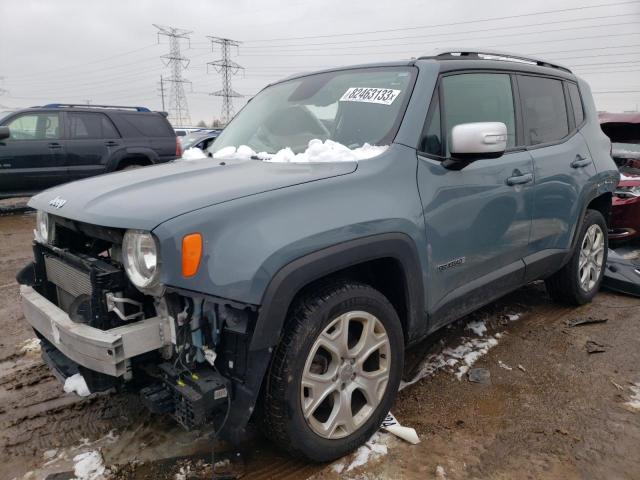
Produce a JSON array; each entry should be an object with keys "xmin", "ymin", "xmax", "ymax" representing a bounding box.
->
[
  {"xmin": 441, "ymin": 73, "xmax": 516, "ymax": 155},
  {"xmin": 122, "ymin": 114, "xmax": 173, "ymax": 137},
  {"xmin": 69, "ymin": 113, "xmax": 119, "ymax": 139},
  {"xmin": 518, "ymin": 76, "xmax": 569, "ymax": 145},
  {"xmin": 420, "ymin": 92, "xmax": 442, "ymax": 156},
  {"xmin": 567, "ymin": 82, "xmax": 585, "ymax": 126},
  {"xmin": 7, "ymin": 113, "xmax": 60, "ymax": 140}
]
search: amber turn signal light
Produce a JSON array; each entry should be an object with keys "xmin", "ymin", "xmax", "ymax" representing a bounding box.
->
[{"xmin": 182, "ymin": 233, "xmax": 202, "ymax": 277}]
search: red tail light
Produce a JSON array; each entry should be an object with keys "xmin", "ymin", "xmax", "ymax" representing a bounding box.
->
[{"xmin": 176, "ymin": 137, "xmax": 183, "ymax": 157}]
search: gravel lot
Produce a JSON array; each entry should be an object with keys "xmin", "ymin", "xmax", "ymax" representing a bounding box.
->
[{"xmin": 1, "ymin": 212, "xmax": 639, "ymax": 480}]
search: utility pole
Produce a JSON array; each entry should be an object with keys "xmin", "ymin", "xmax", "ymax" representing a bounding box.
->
[
  {"xmin": 159, "ymin": 75, "xmax": 166, "ymax": 112},
  {"xmin": 153, "ymin": 24, "xmax": 192, "ymax": 127},
  {"xmin": 207, "ymin": 36, "xmax": 244, "ymax": 125}
]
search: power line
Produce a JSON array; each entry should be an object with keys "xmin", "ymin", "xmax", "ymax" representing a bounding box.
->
[
  {"xmin": 239, "ymin": 13, "xmax": 638, "ymax": 50},
  {"xmin": 237, "ymin": 31, "xmax": 640, "ymax": 57},
  {"xmin": 242, "ymin": 0, "xmax": 640, "ymax": 42},
  {"xmin": 154, "ymin": 24, "xmax": 192, "ymax": 126},
  {"xmin": 8, "ymin": 44, "xmax": 159, "ymax": 80},
  {"xmin": 207, "ymin": 36, "xmax": 244, "ymax": 124},
  {"xmin": 239, "ymin": 20, "xmax": 640, "ymax": 55}
]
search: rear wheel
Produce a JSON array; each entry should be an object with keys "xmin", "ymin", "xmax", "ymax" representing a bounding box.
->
[
  {"xmin": 545, "ymin": 209, "xmax": 608, "ymax": 305},
  {"xmin": 261, "ymin": 281, "xmax": 403, "ymax": 462}
]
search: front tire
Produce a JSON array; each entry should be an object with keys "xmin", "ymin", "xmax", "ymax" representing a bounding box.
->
[
  {"xmin": 261, "ymin": 281, "xmax": 404, "ymax": 462},
  {"xmin": 545, "ymin": 209, "xmax": 608, "ymax": 305}
]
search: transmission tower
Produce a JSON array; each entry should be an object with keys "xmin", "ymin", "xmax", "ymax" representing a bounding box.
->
[
  {"xmin": 207, "ymin": 36, "xmax": 244, "ymax": 124},
  {"xmin": 153, "ymin": 24, "xmax": 192, "ymax": 126}
]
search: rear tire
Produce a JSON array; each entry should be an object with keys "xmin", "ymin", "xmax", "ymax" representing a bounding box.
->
[
  {"xmin": 545, "ymin": 209, "xmax": 608, "ymax": 305},
  {"xmin": 261, "ymin": 281, "xmax": 404, "ymax": 462}
]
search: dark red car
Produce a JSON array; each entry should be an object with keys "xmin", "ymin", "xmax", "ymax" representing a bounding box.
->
[{"xmin": 599, "ymin": 112, "xmax": 640, "ymax": 241}]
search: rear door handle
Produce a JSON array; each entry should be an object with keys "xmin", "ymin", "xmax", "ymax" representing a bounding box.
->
[
  {"xmin": 48, "ymin": 142, "xmax": 63, "ymax": 149},
  {"xmin": 571, "ymin": 155, "xmax": 591, "ymax": 168},
  {"xmin": 506, "ymin": 173, "xmax": 533, "ymax": 186},
  {"xmin": 104, "ymin": 141, "xmax": 119, "ymax": 146}
]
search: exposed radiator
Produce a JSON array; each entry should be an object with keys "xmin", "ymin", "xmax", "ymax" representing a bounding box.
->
[{"xmin": 44, "ymin": 255, "xmax": 92, "ymax": 298}]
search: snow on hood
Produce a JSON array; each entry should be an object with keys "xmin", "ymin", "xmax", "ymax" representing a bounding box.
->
[
  {"xmin": 213, "ymin": 139, "xmax": 388, "ymax": 163},
  {"xmin": 181, "ymin": 147, "xmax": 208, "ymax": 161}
]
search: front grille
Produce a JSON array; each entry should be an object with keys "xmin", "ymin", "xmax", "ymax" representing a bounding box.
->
[{"xmin": 44, "ymin": 255, "xmax": 92, "ymax": 297}]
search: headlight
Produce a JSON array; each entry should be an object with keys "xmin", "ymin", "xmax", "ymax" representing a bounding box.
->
[
  {"xmin": 122, "ymin": 230, "xmax": 160, "ymax": 289},
  {"xmin": 35, "ymin": 210, "xmax": 54, "ymax": 244},
  {"xmin": 614, "ymin": 185, "xmax": 640, "ymax": 198}
]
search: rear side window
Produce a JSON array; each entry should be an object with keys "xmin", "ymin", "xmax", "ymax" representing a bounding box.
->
[
  {"xmin": 121, "ymin": 113, "xmax": 173, "ymax": 137},
  {"xmin": 441, "ymin": 73, "xmax": 516, "ymax": 155},
  {"xmin": 68, "ymin": 113, "xmax": 119, "ymax": 139},
  {"xmin": 567, "ymin": 83, "xmax": 585, "ymax": 126},
  {"xmin": 518, "ymin": 76, "xmax": 569, "ymax": 145}
]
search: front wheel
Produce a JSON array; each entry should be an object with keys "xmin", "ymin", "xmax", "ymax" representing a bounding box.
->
[
  {"xmin": 261, "ymin": 281, "xmax": 404, "ymax": 462},
  {"xmin": 545, "ymin": 209, "xmax": 608, "ymax": 305}
]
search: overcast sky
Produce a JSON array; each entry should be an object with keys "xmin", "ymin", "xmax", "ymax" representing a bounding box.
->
[{"xmin": 1, "ymin": 0, "xmax": 639, "ymax": 126}]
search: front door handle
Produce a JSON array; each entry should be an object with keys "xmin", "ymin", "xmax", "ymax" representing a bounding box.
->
[
  {"xmin": 48, "ymin": 142, "xmax": 63, "ymax": 149},
  {"xmin": 104, "ymin": 141, "xmax": 119, "ymax": 147},
  {"xmin": 506, "ymin": 172, "xmax": 533, "ymax": 186},
  {"xmin": 571, "ymin": 155, "xmax": 591, "ymax": 168}
]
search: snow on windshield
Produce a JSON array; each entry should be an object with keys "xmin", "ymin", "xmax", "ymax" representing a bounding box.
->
[{"xmin": 212, "ymin": 139, "xmax": 388, "ymax": 163}]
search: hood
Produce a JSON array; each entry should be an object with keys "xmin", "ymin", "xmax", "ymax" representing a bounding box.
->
[{"xmin": 29, "ymin": 158, "xmax": 357, "ymax": 230}]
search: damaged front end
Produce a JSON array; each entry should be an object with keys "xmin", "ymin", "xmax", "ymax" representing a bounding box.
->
[{"xmin": 17, "ymin": 213, "xmax": 262, "ymax": 440}]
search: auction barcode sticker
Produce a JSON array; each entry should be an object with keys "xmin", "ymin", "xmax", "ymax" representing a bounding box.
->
[{"xmin": 340, "ymin": 87, "xmax": 401, "ymax": 105}]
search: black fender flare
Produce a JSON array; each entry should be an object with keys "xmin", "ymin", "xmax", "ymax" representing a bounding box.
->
[
  {"xmin": 249, "ymin": 232, "xmax": 425, "ymax": 351},
  {"xmin": 106, "ymin": 147, "xmax": 158, "ymax": 171}
]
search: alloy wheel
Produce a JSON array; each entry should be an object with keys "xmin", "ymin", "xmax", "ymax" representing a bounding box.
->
[
  {"xmin": 578, "ymin": 223, "xmax": 605, "ymax": 292},
  {"xmin": 300, "ymin": 311, "xmax": 390, "ymax": 439}
]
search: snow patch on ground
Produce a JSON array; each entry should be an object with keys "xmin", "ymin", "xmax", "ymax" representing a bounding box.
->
[
  {"xmin": 212, "ymin": 139, "xmax": 388, "ymax": 163},
  {"xmin": 181, "ymin": 147, "xmax": 208, "ymax": 160},
  {"xmin": 73, "ymin": 450, "xmax": 106, "ymax": 480},
  {"xmin": 466, "ymin": 320, "xmax": 487, "ymax": 336},
  {"xmin": 401, "ymin": 328, "xmax": 502, "ymax": 389},
  {"xmin": 64, "ymin": 373, "xmax": 91, "ymax": 397},
  {"xmin": 498, "ymin": 360, "xmax": 513, "ymax": 371},
  {"xmin": 19, "ymin": 338, "xmax": 41, "ymax": 354},
  {"xmin": 345, "ymin": 432, "xmax": 391, "ymax": 472},
  {"xmin": 506, "ymin": 313, "xmax": 521, "ymax": 322},
  {"xmin": 436, "ymin": 465, "xmax": 447, "ymax": 478},
  {"xmin": 626, "ymin": 383, "xmax": 640, "ymax": 411}
]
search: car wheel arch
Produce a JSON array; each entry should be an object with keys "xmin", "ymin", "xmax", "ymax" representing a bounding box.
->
[{"xmin": 249, "ymin": 233, "xmax": 425, "ymax": 352}]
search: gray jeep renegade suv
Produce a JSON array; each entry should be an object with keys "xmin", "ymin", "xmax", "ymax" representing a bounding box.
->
[{"xmin": 17, "ymin": 50, "xmax": 618, "ymax": 462}]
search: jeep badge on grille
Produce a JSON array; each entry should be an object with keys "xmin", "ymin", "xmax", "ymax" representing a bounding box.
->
[{"xmin": 48, "ymin": 196, "xmax": 67, "ymax": 209}]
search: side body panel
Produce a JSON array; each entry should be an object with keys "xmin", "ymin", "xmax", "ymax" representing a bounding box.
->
[{"xmin": 417, "ymin": 151, "xmax": 534, "ymax": 328}]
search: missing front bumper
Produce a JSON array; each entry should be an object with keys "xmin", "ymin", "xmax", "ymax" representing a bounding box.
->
[{"xmin": 20, "ymin": 285, "xmax": 171, "ymax": 377}]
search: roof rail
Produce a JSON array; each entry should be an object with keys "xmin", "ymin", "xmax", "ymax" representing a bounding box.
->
[
  {"xmin": 420, "ymin": 49, "xmax": 572, "ymax": 73},
  {"xmin": 43, "ymin": 103, "xmax": 151, "ymax": 112}
]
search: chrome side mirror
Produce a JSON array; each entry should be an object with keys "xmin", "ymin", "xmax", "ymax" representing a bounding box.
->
[{"xmin": 450, "ymin": 122, "xmax": 507, "ymax": 159}]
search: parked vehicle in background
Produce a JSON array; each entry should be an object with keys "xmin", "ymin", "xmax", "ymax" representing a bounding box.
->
[
  {"xmin": 599, "ymin": 112, "xmax": 640, "ymax": 241},
  {"xmin": 0, "ymin": 104, "xmax": 180, "ymax": 198},
  {"xmin": 174, "ymin": 126, "xmax": 212, "ymax": 137},
  {"xmin": 18, "ymin": 51, "xmax": 618, "ymax": 462},
  {"xmin": 179, "ymin": 129, "xmax": 222, "ymax": 154}
]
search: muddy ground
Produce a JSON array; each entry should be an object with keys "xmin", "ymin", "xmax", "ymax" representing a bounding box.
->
[{"xmin": 1, "ymin": 212, "xmax": 639, "ymax": 480}]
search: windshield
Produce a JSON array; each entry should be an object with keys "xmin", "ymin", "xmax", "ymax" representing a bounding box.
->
[{"xmin": 212, "ymin": 67, "xmax": 416, "ymax": 155}]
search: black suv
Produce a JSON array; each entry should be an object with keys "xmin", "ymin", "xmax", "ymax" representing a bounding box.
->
[{"xmin": 0, "ymin": 104, "xmax": 180, "ymax": 198}]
